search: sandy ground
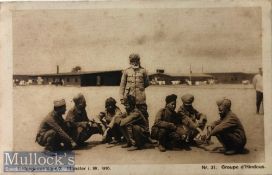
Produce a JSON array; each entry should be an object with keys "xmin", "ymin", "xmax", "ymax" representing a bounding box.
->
[{"xmin": 13, "ymin": 85, "xmax": 264, "ymax": 164}]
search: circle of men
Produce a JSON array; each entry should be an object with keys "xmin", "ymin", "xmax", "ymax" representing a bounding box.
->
[{"xmin": 36, "ymin": 53, "xmax": 247, "ymax": 156}]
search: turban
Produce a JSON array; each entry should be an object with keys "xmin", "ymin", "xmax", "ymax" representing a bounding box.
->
[
  {"xmin": 181, "ymin": 94, "xmax": 194, "ymax": 105},
  {"xmin": 129, "ymin": 53, "xmax": 140, "ymax": 62},
  {"xmin": 216, "ymin": 97, "xmax": 231, "ymax": 109},
  {"xmin": 53, "ymin": 99, "xmax": 66, "ymax": 107},
  {"xmin": 165, "ymin": 94, "xmax": 177, "ymax": 104},
  {"xmin": 105, "ymin": 97, "xmax": 117, "ymax": 107},
  {"xmin": 73, "ymin": 93, "xmax": 85, "ymax": 104}
]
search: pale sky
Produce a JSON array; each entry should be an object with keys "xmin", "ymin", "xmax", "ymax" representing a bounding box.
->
[{"xmin": 13, "ymin": 7, "xmax": 262, "ymax": 74}]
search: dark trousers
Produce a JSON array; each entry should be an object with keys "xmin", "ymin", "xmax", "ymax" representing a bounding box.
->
[
  {"xmin": 136, "ymin": 103, "xmax": 151, "ymax": 133},
  {"xmin": 158, "ymin": 128, "xmax": 181, "ymax": 148},
  {"xmin": 74, "ymin": 121, "xmax": 102, "ymax": 144},
  {"xmin": 121, "ymin": 125, "xmax": 148, "ymax": 148},
  {"xmin": 132, "ymin": 125, "xmax": 149, "ymax": 147},
  {"xmin": 152, "ymin": 127, "xmax": 187, "ymax": 149},
  {"xmin": 104, "ymin": 124, "xmax": 123, "ymax": 142},
  {"xmin": 216, "ymin": 132, "xmax": 246, "ymax": 151},
  {"xmin": 256, "ymin": 91, "xmax": 263, "ymax": 113},
  {"xmin": 37, "ymin": 129, "xmax": 72, "ymax": 151},
  {"xmin": 120, "ymin": 125, "xmax": 133, "ymax": 144}
]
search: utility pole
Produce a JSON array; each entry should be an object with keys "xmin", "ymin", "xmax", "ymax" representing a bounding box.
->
[{"xmin": 189, "ymin": 64, "xmax": 192, "ymax": 82}]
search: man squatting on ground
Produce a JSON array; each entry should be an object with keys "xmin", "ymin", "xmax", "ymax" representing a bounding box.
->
[
  {"xmin": 65, "ymin": 93, "xmax": 103, "ymax": 146},
  {"xmin": 97, "ymin": 97, "xmax": 123, "ymax": 144},
  {"xmin": 118, "ymin": 95, "xmax": 150, "ymax": 151},
  {"xmin": 151, "ymin": 94, "xmax": 188, "ymax": 152},
  {"xmin": 35, "ymin": 99, "xmax": 77, "ymax": 151},
  {"xmin": 177, "ymin": 94, "xmax": 207, "ymax": 145},
  {"xmin": 206, "ymin": 98, "xmax": 247, "ymax": 155}
]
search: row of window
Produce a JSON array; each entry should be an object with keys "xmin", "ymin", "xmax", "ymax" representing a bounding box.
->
[{"xmin": 44, "ymin": 77, "xmax": 79, "ymax": 83}]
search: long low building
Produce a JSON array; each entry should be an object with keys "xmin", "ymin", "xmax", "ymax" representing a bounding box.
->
[
  {"xmin": 149, "ymin": 72, "xmax": 214, "ymax": 85},
  {"xmin": 149, "ymin": 72, "xmax": 256, "ymax": 85},
  {"xmin": 14, "ymin": 70, "xmax": 122, "ymax": 86},
  {"xmin": 13, "ymin": 70, "xmax": 257, "ymax": 86},
  {"xmin": 208, "ymin": 72, "xmax": 255, "ymax": 84}
]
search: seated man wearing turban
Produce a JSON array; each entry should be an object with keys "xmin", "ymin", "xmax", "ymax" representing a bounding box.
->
[
  {"xmin": 177, "ymin": 94, "xmax": 207, "ymax": 146},
  {"xmin": 206, "ymin": 98, "xmax": 247, "ymax": 155},
  {"xmin": 35, "ymin": 99, "xmax": 77, "ymax": 152},
  {"xmin": 97, "ymin": 97, "xmax": 123, "ymax": 144},
  {"xmin": 65, "ymin": 93, "xmax": 103, "ymax": 146},
  {"xmin": 151, "ymin": 94, "xmax": 187, "ymax": 152}
]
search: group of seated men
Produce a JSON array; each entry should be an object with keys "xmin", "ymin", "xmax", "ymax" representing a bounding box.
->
[{"xmin": 36, "ymin": 93, "xmax": 247, "ymax": 155}]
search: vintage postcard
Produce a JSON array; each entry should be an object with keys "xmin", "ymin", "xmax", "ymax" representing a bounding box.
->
[{"xmin": 0, "ymin": 0, "xmax": 272, "ymax": 174}]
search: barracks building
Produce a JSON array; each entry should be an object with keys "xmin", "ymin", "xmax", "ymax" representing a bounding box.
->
[
  {"xmin": 13, "ymin": 69, "xmax": 255, "ymax": 86},
  {"xmin": 13, "ymin": 70, "xmax": 122, "ymax": 86}
]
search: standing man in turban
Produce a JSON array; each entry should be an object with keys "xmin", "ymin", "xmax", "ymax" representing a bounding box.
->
[
  {"xmin": 65, "ymin": 93, "xmax": 103, "ymax": 146},
  {"xmin": 36, "ymin": 99, "xmax": 77, "ymax": 152},
  {"xmin": 177, "ymin": 94, "xmax": 207, "ymax": 145},
  {"xmin": 97, "ymin": 97, "xmax": 123, "ymax": 144},
  {"xmin": 206, "ymin": 98, "xmax": 247, "ymax": 155},
  {"xmin": 151, "ymin": 94, "xmax": 187, "ymax": 152},
  {"xmin": 119, "ymin": 53, "xmax": 150, "ymax": 121}
]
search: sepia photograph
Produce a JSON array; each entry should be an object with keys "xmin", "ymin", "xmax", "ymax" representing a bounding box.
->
[{"xmin": 0, "ymin": 0, "xmax": 272, "ymax": 174}]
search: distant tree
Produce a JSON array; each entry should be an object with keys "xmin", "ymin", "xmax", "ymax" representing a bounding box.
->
[{"xmin": 71, "ymin": 66, "xmax": 82, "ymax": 72}]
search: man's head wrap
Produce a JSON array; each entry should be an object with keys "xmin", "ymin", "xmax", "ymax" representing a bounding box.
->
[
  {"xmin": 216, "ymin": 97, "xmax": 231, "ymax": 109},
  {"xmin": 73, "ymin": 93, "xmax": 86, "ymax": 104},
  {"xmin": 181, "ymin": 94, "xmax": 194, "ymax": 105},
  {"xmin": 129, "ymin": 53, "xmax": 140, "ymax": 63},
  {"xmin": 165, "ymin": 94, "xmax": 177, "ymax": 104},
  {"xmin": 54, "ymin": 99, "xmax": 66, "ymax": 107},
  {"xmin": 105, "ymin": 97, "xmax": 117, "ymax": 107}
]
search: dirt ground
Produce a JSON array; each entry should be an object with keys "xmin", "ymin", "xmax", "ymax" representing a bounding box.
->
[{"xmin": 13, "ymin": 85, "xmax": 264, "ymax": 164}]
